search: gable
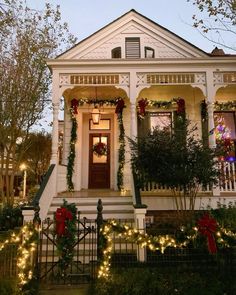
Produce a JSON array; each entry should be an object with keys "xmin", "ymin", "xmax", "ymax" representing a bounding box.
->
[{"xmin": 58, "ymin": 10, "xmax": 208, "ymax": 60}]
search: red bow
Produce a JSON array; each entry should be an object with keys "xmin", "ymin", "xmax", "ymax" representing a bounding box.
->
[
  {"xmin": 55, "ymin": 207, "xmax": 73, "ymax": 236},
  {"xmin": 197, "ymin": 213, "xmax": 217, "ymax": 254},
  {"xmin": 115, "ymin": 98, "xmax": 125, "ymax": 114},
  {"xmin": 176, "ymin": 98, "xmax": 185, "ymax": 114},
  {"xmin": 71, "ymin": 99, "xmax": 78, "ymax": 114},
  {"xmin": 138, "ymin": 99, "xmax": 149, "ymax": 118}
]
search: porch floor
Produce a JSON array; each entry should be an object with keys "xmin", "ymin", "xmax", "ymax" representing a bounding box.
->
[{"xmin": 57, "ymin": 189, "xmax": 132, "ymax": 198}]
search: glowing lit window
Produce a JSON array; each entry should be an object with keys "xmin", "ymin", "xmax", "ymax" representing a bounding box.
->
[{"xmin": 150, "ymin": 112, "xmax": 172, "ymax": 131}]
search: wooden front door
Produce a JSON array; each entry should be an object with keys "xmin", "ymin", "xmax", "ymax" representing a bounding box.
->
[{"xmin": 89, "ymin": 133, "xmax": 110, "ymax": 189}]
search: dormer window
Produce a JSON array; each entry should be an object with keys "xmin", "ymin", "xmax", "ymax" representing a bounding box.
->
[
  {"xmin": 111, "ymin": 47, "xmax": 121, "ymax": 58},
  {"xmin": 145, "ymin": 47, "xmax": 155, "ymax": 58},
  {"xmin": 125, "ymin": 37, "xmax": 140, "ymax": 59}
]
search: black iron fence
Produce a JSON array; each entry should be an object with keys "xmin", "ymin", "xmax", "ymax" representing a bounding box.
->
[
  {"xmin": 0, "ymin": 199, "xmax": 235, "ymax": 288},
  {"xmin": 37, "ymin": 214, "xmax": 98, "ymax": 286},
  {"xmin": 0, "ymin": 232, "xmax": 18, "ymax": 278}
]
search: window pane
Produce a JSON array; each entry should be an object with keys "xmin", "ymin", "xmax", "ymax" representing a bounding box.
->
[
  {"xmin": 150, "ymin": 112, "xmax": 172, "ymax": 131},
  {"xmin": 214, "ymin": 112, "xmax": 236, "ymax": 140}
]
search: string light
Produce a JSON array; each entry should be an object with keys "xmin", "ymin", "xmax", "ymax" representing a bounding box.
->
[
  {"xmin": 0, "ymin": 223, "xmax": 38, "ymax": 291},
  {"xmin": 98, "ymin": 220, "xmax": 236, "ymax": 279}
]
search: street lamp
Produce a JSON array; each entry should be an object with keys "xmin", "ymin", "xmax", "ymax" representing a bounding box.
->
[{"xmin": 20, "ymin": 163, "xmax": 27, "ymax": 199}]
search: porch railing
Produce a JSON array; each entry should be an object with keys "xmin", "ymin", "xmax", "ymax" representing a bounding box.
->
[{"xmin": 139, "ymin": 161, "xmax": 236, "ymax": 194}]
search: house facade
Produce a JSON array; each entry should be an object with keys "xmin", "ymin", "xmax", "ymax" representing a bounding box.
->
[{"xmin": 32, "ymin": 10, "xmax": 236, "ymax": 222}]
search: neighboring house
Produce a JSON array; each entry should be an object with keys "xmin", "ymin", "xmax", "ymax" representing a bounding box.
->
[{"xmin": 28, "ymin": 10, "xmax": 236, "ymax": 223}]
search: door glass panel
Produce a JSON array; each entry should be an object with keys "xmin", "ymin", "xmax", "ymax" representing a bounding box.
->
[{"xmin": 93, "ymin": 136, "xmax": 108, "ymax": 163}]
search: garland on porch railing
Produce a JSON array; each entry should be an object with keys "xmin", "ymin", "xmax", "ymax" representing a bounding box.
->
[
  {"xmin": 66, "ymin": 97, "xmax": 126, "ymax": 191},
  {"xmin": 98, "ymin": 216, "xmax": 236, "ymax": 279},
  {"xmin": 137, "ymin": 97, "xmax": 185, "ymax": 119}
]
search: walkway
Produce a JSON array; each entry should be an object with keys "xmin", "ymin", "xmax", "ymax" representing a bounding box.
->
[{"xmin": 40, "ymin": 285, "xmax": 89, "ymax": 295}]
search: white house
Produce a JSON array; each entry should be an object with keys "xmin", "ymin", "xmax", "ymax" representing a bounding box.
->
[{"xmin": 29, "ymin": 10, "xmax": 236, "ymax": 223}]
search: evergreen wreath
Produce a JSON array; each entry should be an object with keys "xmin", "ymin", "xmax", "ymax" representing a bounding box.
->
[
  {"xmin": 55, "ymin": 200, "xmax": 77, "ymax": 275},
  {"xmin": 93, "ymin": 141, "xmax": 108, "ymax": 157}
]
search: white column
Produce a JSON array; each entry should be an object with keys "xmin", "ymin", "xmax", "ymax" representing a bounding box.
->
[
  {"xmin": 129, "ymin": 71, "xmax": 138, "ymax": 203},
  {"xmin": 205, "ymin": 70, "xmax": 216, "ymax": 148},
  {"xmin": 50, "ymin": 102, "xmax": 60, "ymax": 164},
  {"xmin": 130, "ymin": 102, "xmax": 137, "ymax": 139}
]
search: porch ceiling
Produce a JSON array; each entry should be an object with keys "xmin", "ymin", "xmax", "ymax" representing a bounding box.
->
[{"xmin": 216, "ymin": 85, "xmax": 236, "ymax": 101}]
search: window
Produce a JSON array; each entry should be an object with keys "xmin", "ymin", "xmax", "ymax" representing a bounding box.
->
[
  {"xmin": 150, "ymin": 112, "xmax": 172, "ymax": 132},
  {"xmin": 214, "ymin": 112, "xmax": 236, "ymax": 140},
  {"xmin": 214, "ymin": 111, "xmax": 236, "ymax": 161},
  {"xmin": 145, "ymin": 46, "xmax": 155, "ymax": 58},
  {"xmin": 138, "ymin": 112, "xmax": 172, "ymax": 137},
  {"xmin": 125, "ymin": 37, "xmax": 140, "ymax": 59},
  {"xmin": 111, "ymin": 47, "xmax": 121, "ymax": 58}
]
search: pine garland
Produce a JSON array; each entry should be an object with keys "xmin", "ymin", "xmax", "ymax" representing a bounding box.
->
[
  {"xmin": 55, "ymin": 200, "xmax": 77, "ymax": 275},
  {"xmin": 214, "ymin": 100, "xmax": 236, "ymax": 111},
  {"xmin": 67, "ymin": 110, "xmax": 77, "ymax": 191},
  {"xmin": 137, "ymin": 97, "xmax": 183, "ymax": 119},
  {"xmin": 117, "ymin": 112, "xmax": 125, "ymax": 190}
]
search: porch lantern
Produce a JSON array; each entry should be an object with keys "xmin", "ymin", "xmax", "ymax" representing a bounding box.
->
[{"xmin": 91, "ymin": 105, "xmax": 101, "ymax": 125}]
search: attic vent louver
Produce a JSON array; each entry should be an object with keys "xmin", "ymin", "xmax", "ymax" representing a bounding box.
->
[{"xmin": 125, "ymin": 37, "xmax": 140, "ymax": 59}]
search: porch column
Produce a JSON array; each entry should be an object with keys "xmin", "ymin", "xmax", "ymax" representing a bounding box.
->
[
  {"xmin": 50, "ymin": 102, "xmax": 60, "ymax": 164},
  {"xmin": 130, "ymin": 102, "xmax": 137, "ymax": 139},
  {"xmin": 129, "ymin": 71, "xmax": 138, "ymax": 204},
  {"xmin": 206, "ymin": 70, "xmax": 216, "ymax": 149}
]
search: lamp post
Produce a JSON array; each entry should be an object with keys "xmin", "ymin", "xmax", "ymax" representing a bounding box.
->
[{"xmin": 20, "ymin": 163, "xmax": 27, "ymax": 199}]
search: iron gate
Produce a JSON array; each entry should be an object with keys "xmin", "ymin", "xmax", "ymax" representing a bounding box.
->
[{"xmin": 37, "ymin": 214, "xmax": 98, "ymax": 285}]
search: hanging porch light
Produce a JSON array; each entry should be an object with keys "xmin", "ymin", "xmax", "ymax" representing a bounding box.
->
[{"xmin": 91, "ymin": 105, "xmax": 101, "ymax": 125}]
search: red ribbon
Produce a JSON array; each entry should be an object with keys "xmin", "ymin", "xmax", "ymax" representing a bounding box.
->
[
  {"xmin": 197, "ymin": 213, "xmax": 217, "ymax": 254},
  {"xmin": 176, "ymin": 98, "xmax": 185, "ymax": 114},
  {"xmin": 55, "ymin": 207, "xmax": 73, "ymax": 236},
  {"xmin": 138, "ymin": 98, "xmax": 149, "ymax": 118},
  {"xmin": 71, "ymin": 98, "xmax": 78, "ymax": 114},
  {"xmin": 115, "ymin": 98, "xmax": 125, "ymax": 114}
]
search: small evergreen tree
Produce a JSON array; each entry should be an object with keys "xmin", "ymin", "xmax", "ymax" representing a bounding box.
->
[{"xmin": 129, "ymin": 118, "xmax": 219, "ymax": 220}]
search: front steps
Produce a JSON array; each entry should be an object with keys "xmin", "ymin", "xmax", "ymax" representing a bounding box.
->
[{"xmin": 47, "ymin": 190, "xmax": 134, "ymax": 221}]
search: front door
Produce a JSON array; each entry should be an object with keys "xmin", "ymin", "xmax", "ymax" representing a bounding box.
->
[{"xmin": 89, "ymin": 133, "xmax": 110, "ymax": 188}]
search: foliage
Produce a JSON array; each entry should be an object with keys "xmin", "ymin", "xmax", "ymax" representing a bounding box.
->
[
  {"xmin": 211, "ymin": 201, "xmax": 236, "ymax": 229},
  {"xmin": 0, "ymin": 204, "xmax": 23, "ymax": 231},
  {"xmin": 117, "ymin": 112, "xmax": 125, "ymax": 190},
  {"xmin": 187, "ymin": 0, "xmax": 236, "ymax": 51},
  {"xmin": 55, "ymin": 200, "xmax": 77, "ymax": 275},
  {"xmin": 0, "ymin": 0, "xmax": 76, "ymax": 204},
  {"xmin": 67, "ymin": 113, "xmax": 77, "ymax": 191},
  {"xmin": 20, "ymin": 131, "xmax": 51, "ymax": 186},
  {"xmin": 93, "ymin": 142, "xmax": 108, "ymax": 157},
  {"xmin": 129, "ymin": 118, "xmax": 218, "ymax": 217},
  {"xmin": 0, "ymin": 279, "xmax": 17, "ymax": 295},
  {"xmin": 90, "ymin": 268, "xmax": 236, "ymax": 295}
]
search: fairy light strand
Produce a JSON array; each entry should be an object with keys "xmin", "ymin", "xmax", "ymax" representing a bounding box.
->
[{"xmin": 98, "ymin": 220, "xmax": 236, "ymax": 279}]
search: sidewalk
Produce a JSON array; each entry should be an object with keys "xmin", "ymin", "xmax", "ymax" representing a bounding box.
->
[{"xmin": 40, "ymin": 285, "xmax": 89, "ymax": 295}]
